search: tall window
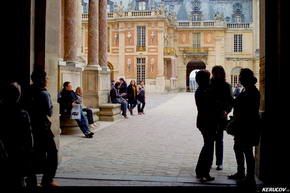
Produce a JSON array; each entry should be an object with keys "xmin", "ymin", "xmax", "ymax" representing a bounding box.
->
[
  {"xmin": 192, "ymin": 33, "xmax": 201, "ymax": 49},
  {"xmin": 234, "ymin": 34, "xmax": 243, "ymax": 52},
  {"xmin": 137, "ymin": 26, "xmax": 146, "ymax": 51},
  {"xmin": 137, "ymin": 58, "xmax": 146, "ymax": 84},
  {"xmin": 139, "ymin": 1, "xmax": 146, "ymax": 11}
]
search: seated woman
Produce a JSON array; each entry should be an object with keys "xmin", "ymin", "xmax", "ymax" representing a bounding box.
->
[
  {"xmin": 75, "ymin": 87, "xmax": 96, "ymax": 129},
  {"xmin": 58, "ymin": 82, "xmax": 94, "ymax": 138}
]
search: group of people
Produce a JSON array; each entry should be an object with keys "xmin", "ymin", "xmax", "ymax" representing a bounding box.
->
[
  {"xmin": 194, "ymin": 65, "xmax": 261, "ymax": 187},
  {"xmin": 0, "ymin": 69, "xmax": 59, "ymax": 189},
  {"xmin": 0, "ymin": 66, "xmax": 261, "ymax": 189},
  {"xmin": 110, "ymin": 78, "xmax": 146, "ymax": 118}
]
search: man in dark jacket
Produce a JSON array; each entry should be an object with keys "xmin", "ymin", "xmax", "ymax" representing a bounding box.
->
[
  {"xmin": 110, "ymin": 82, "xmax": 128, "ymax": 118},
  {"xmin": 25, "ymin": 69, "xmax": 59, "ymax": 187},
  {"xmin": 119, "ymin": 78, "xmax": 128, "ymax": 99},
  {"xmin": 59, "ymin": 82, "xmax": 94, "ymax": 138},
  {"xmin": 194, "ymin": 70, "xmax": 216, "ymax": 182}
]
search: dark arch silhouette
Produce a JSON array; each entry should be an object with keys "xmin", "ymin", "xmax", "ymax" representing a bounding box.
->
[{"xmin": 186, "ymin": 61, "xmax": 206, "ymax": 91}]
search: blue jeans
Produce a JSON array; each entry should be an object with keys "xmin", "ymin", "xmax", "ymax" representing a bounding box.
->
[
  {"xmin": 114, "ymin": 98, "xmax": 128, "ymax": 115},
  {"xmin": 75, "ymin": 110, "xmax": 91, "ymax": 134},
  {"xmin": 215, "ymin": 129, "xmax": 224, "ymax": 166}
]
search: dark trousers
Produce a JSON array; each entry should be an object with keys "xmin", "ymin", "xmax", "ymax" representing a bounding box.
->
[
  {"xmin": 27, "ymin": 133, "xmax": 58, "ymax": 187},
  {"xmin": 137, "ymin": 101, "xmax": 145, "ymax": 113},
  {"xmin": 128, "ymin": 101, "xmax": 137, "ymax": 110},
  {"xmin": 82, "ymin": 108, "xmax": 94, "ymax": 124},
  {"xmin": 215, "ymin": 128, "xmax": 224, "ymax": 166},
  {"xmin": 195, "ymin": 129, "xmax": 215, "ymax": 177},
  {"xmin": 233, "ymin": 140, "xmax": 255, "ymax": 178}
]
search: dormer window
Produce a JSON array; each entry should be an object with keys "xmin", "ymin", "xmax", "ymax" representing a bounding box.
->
[
  {"xmin": 139, "ymin": 1, "xmax": 146, "ymax": 11},
  {"xmin": 232, "ymin": 3, "xmax": 244, "ymax": 23}
]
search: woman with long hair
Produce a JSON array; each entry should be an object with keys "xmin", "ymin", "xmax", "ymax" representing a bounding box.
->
[{"xmin": 127, "ymin": 80, "xmax": 138, "ymax": 115}]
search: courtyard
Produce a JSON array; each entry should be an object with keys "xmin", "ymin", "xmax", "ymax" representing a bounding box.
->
[{"xmin": 55, "ymin": 92, "xmax": 239, "ymax": 186}]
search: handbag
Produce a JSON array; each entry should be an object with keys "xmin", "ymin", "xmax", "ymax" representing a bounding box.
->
[
  {"xmin": 70, "ymin": 104, "xmax": 81, "ymax": 120},
  {"xmin": 225, "ymin": 116, "xmax": 238, "ymax": 136}
]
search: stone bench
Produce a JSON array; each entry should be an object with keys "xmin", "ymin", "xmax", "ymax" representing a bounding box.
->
[
  {"xmin": 60, "ymin": 108, "xmax": 100, "ymax": 134},
  {"xmin": 99, "ymin": 103, "xmax": 122, "ymax": 122}
]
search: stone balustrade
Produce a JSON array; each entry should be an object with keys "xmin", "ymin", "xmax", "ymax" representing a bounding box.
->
[{"xmin": 227, "ymin": 23, "xmax": 251, "ymax": 29}]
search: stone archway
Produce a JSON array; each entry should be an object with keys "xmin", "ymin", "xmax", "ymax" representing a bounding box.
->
[
  {"xmin": 186, "ymin": 61, "xmax": 206, "ymax": 91},
  {"xmin": 107, "ymin": 61, "xmax": 114, "ymax": 81}
]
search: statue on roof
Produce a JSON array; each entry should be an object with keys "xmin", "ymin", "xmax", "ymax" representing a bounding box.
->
[{"xmin": 214, "ymin": 12, "xmax": 224, "ymax": 21}]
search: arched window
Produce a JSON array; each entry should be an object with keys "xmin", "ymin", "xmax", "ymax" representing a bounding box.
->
[{"xmin": 231, "ymin": 67, "xmax": 242, "ymax": 87}]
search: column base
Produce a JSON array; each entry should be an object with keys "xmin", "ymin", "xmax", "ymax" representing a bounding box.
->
[{"xmin": 82, "ymin": 65, "xmax": 111, "ymax": 108}]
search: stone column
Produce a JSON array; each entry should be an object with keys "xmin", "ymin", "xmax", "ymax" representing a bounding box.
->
[
  {"xmin": 97, "ymin": 0, "xmax": 111, "ymax": 104},
  {"xmin": 99, "ymin": 0, "xmax": 108, "ymax": 69},
  {"xmin": 64, "ymin": 0, "xmax": 78, "ymax": 63},
  {"xmin": 82, "ymin": 0, "xmax": 101, "ymax": 108},
  {"xmin": 88, "ymin": 0, "xmax": 99, "ymax": 66}
]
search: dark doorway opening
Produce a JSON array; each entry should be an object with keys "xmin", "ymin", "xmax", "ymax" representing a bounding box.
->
[{"xmin": 186, "ymin": 61, "xmax": 206, "ymax": 91}]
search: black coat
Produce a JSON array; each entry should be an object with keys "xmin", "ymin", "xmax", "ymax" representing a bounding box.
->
[
  {"xmin": 59, "ymin": 90, "xmax": 79, "ymax": 115},
  {"xmin": 0, "ymin": 104, "xmax": 34, "ymax": 176},
  {"xmin": 233, "ymin": 86, "xmax": 261, "ymax": 145},
  {"xmin": 195, "ymin": 86, "xmax": 216, "ymax": 131},
  {"xmin": 209, "ymin": 79, "xmax": 234, "ymax": 123},
  {"xmin": 119, "ymin": 82, "xmax": 127, "ymax": 95},
  {"xmin": 127, "ymin": 85, "xmax": 137, "ymax": 103}
]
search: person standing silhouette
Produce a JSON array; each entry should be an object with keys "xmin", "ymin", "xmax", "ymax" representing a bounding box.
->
[
  {"xmin": 26, "ymin": 69, "xmax": 59, "ymax": 187},
  {"xmin": 194, "ymin": 70, "xmax": 216, "ymax": 182},
  {"xmin": 228, "ymin": 68, "xmax": 260, "ymax": 187},
  {"xmin": 210, "ymin": 66, "xmax": 233, "ymax": 170},
  {"xmin": 0, "ymin": 82, "xmax": 34, "ymax": 189}
]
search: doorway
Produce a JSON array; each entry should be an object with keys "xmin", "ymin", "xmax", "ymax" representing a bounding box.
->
[{"xmin": 186, "ymin": 61, "xmax": 206, "ymax": 92}]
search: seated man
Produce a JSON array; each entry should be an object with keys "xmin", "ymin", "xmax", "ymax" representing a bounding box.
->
[
  {"xmin": 58, "ymin": 82, "xmax": 94, "ymax": 138},
  {"xmin": 110, "ymin": 82, "xmax": 128, "ymax": 119}
]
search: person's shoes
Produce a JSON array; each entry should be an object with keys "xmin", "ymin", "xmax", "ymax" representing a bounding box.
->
[
  {"xmin": 228, "ymin": 172, "xmax": 245, "ymax": 180},
  {"xmin": 123, "ymin": 115, "xmax": 128, "ymax": 119},
  {"xmin": 138, "ymin": 112, "xmax": 142, "ymax": 115},
  {"xmin": 216, "ymin": 165, "xmax": 223, "ymax": 170},
  {"xmin": 85, "ymin": 132, "xmax": 93, "ymax": 138},
  {"xmin": 200, "ymin": 175, "xmax": 215, "ymax": 182},
  {"xmin": 196, "ymin": 174, "xmax": 202, "ymax": 179},
  {"xmin": 129, "ymin": 109, "xmax": 133, "ymax": 115}
]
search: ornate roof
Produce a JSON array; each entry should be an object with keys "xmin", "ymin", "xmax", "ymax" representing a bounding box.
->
[{"xmin": 104, "ymin": 0, "xmax": 253, "ymax": 23}]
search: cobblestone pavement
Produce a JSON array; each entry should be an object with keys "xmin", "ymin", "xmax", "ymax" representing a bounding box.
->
[{"xmin": 56, "ymin": 92, "xmax": 239, "ymax": 186}]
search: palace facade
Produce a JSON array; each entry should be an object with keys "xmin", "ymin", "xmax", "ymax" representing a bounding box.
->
[{"xmin": 82, "ymin": 0, "xmax": 260, "ymax": 93}]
